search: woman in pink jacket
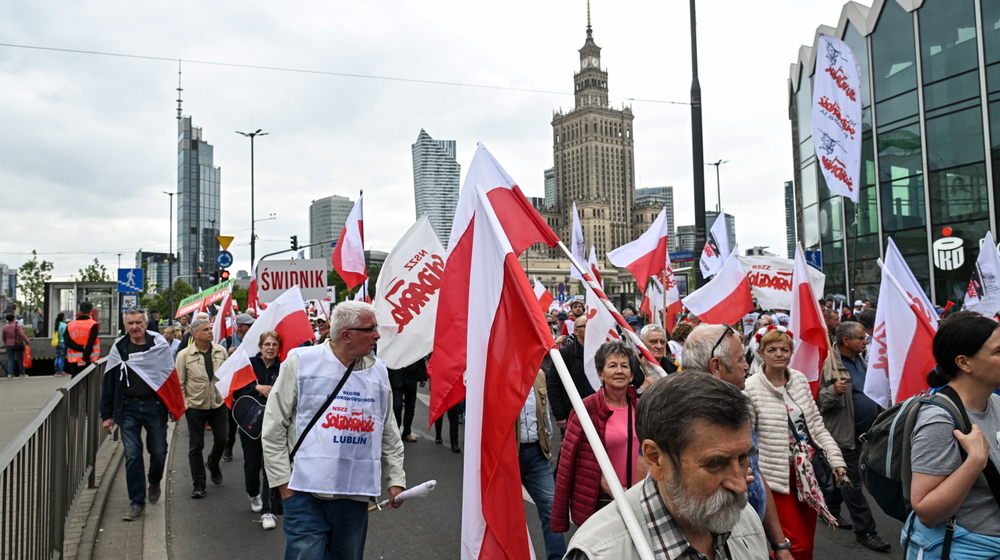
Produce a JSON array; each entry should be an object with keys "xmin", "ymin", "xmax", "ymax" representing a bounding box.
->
[{"xmin": 3, "ymin": 314, "xmax": 30, "ymax": 378}]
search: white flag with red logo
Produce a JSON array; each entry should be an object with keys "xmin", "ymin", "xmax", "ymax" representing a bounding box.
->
[
  {"xmin": 214, "ymin": 286, "xmax": 316, "ymax": 404},
  {"xmin": 107, "ymin": 331, "xmax": 186, "ymax": 420},
  {"xmin": 700, "ymin": 208, "xmax": 732, "ymax": 278},
  {"xmin": 533, "ymin": 277, "xmax": 555, "ymax": 312},
  {"xmin": 683, "ymin": 247, "xmax": 754, "ymax": 325},
  {"xmin": 607, "ymin": 207, "xmax": 670, "ymax": 293},
  {"xmin": 864, "ymin": 239, "xmax": 937, "ymax": 407},
  {"xmin": 570, "ymin": 202, "xmax": 586, "ymax": 281},
  {"xmin": 374, "ymin": 215, "xmax": 446, "ymax": 369},
  {"xmin": 588, "ymin": 246, "xmax": 603, "ymax": 289},
  {"xmin": 211, "ymin": 288, "xmax": 236, "ymax": 344},
  {"xmin": 353, "ymin": 279, "xmax": 371, "ymax": 303},
  {"xmin": 427, "ymin": 144, "xmax": 559, "ymax": 560},
  {"xmin": 331, "ymin": 195, "xmax": 367, "ymax": 289},
  {"xmin": 788, "ymin": 244, "xmax": 829, "ymax": 392},
  {"xmin": 583, "ymin": 282, "xmax": 620, "ymax": 391},
  {"xmin": 812, "ymin": 34, "xmax": 862, "ymax": 203},
  {"xmin": 964, "ymin": 231, "xmax": 1000, "ymax": 317}
]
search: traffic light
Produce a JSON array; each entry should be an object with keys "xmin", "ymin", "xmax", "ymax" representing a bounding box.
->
[
  {"xmin": 218, "ymin": 270, "xmax": 230, "ymax": 284},
  {"xmin": 290, "ymin": 235, "xmax": 299, "ymax": 251}
]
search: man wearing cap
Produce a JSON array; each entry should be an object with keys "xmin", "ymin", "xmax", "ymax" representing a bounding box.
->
[
  {"xmin": 147, "ymin": 310, "xmax": 161, "ymax": 333},
  {"xmin": 221, "ymin": 312, "xmax": 255, "ymax": 462}
]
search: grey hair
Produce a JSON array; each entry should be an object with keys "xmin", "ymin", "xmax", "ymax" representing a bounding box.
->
[
  {"xmin": 191, "ymin": 319, "xmax": 211, "ymax": 333},
  {"xmin": 682, "ymin": 324, "xmax": 734, "ymax": 372},
  {"xmin": 636, "ymin": 371, "xmax": 751, "ymax": 471},
  {"xmin": 195, "ymin": 312, "xmax": 210, "ymax": 321},
  {"xmin": 639, "ymin": 324, "xmax": 666, "ymax": 342},
  {"xmin": 595, "ymin": 340, "xmax": 634, "ymax": 374},
  {"xmin": 122, "ymin": 307, "xmax": 148, "ymax": 321},
  {"xmin": 330, "ymin": 301, "xmax": 376, "ymax": 335},
  {"xmin": 835, "ymin": 321, "xmax": 864, "ymax": 346}
]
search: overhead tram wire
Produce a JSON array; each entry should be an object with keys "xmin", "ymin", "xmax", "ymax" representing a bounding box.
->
[{"xmin": 0, "ymin": 42, "xmax": 688, "ymax": 106}]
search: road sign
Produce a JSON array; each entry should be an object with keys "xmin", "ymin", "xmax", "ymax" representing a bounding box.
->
[
  {"xmin": 805, "ymin": 251, "xmax": 823, "ymax": 271},
  {"xmin": 671, "ymin": 251, "xmax": 695, "ymax": 262},
  {"xmin": 215, "ymin": 251, "xmax": 234, "ymax": 269},
  {"xmin": 557, "ymin": 293, "xmax": 566, "ymax": 302},
  {"xmin": 216, "ymin": 236, "xmax": 235, "ymax": 251},
  {"xmin": 120, "ymin": 293, "xmax": 139, "ymax": 310},
  {"xmin": 557, "ymin": 282, "xmax": 565, "ymax": 293},
  {"xmin": 117, "ymin": 268, "xmax": 144, "ymax": 293}
]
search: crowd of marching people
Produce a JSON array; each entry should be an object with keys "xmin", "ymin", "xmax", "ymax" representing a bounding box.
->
[{"xmin": 79, "ymin": 277, "xmax": 1000, "ymax": 560}]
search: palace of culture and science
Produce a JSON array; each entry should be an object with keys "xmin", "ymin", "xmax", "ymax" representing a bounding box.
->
[{"xmin": 524, "ymin": 16, "xmax": 665, "ymax": 295}]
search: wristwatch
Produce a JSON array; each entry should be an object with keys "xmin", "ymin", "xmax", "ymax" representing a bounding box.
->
[
  {"xmin": 771, "ymin": 539, "xmax": 792, "ymax": 551},
  {"xmin": 636, "ymin": 387, "xmax": 644, "ymax": 397}
]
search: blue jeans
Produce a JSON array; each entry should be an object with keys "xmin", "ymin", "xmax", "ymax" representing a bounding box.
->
[
  {"xmin": 283, "ymin": 492, "xmax": 369, "ymax": 560},
  {"xmin": 119, "ymin": 397, "xmax": 169, "ymax": 507},
  {"xmin": 5, "ymin": 346, "xmax": 23, "ymax": 376},
  {"xmin": 519, "ymin": 443, "xmax": 566, "ymax": 560}
]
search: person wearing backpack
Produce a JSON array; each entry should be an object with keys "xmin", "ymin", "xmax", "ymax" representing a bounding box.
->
[{"xmin": 908, "ymin": 315, "xmax": 1000, "ymax": 558}]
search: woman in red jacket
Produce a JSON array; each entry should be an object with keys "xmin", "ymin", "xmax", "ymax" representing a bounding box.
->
[
  {"xmin": 551, "ymin": 340, "xmax": 642, "ymax": 532},
  {"xmin": 3, "ymin": 314, "xmax": 31, "ymax": 378}
]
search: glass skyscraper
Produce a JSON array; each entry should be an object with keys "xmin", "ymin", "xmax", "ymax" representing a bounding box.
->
[
  {"xmin": 177, "ymin": 116, "xmax": 221, "ymax": 288},
  {"xmin": 309, "ymin": 195, "xmax": 354, "ymax": 262},
  {"xmin": 790, "ymin": 0, "xmax": 1000, "ymax": 305},
  {"xmin": 411, "ymin": 129, "xmax": 460, "ymax": 246}
]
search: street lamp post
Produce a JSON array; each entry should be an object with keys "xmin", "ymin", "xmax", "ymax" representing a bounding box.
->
[
  {"xmin": 163, "ymin": 191, "xmax": 175, "ymax": 321},
  {"xmin": 236, "ymin": 129, "xmax": 268, "ymax": 272},
  {"xmin": 689, "ymin": 0, "xmax": 708, "ymax": 289},
  {"xmin": 707, "ymin": 159, "xmax": 728, "ymax": 213}
]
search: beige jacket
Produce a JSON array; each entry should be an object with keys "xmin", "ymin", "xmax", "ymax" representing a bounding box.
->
[
  {"xmin": 566, "ymin": 481, "xmax": 768, "ymax": 560},
  {"xmin": 744, "ymin": 367, "xmax": 846, "ymax": 495},
  {"xmin": 818, "ymin": 344, "xmax": 859, "ymax": 450},
  {"xmin": 175, "ymin": 342, "xmax": 228, "ymax": 410},
  {"xmin": 261, "ymin": 346, "xmax": 405, "ymax": 502},
  {"xmin": 515, "ymin": 370, "xmax": 552, "ymax": 459}
]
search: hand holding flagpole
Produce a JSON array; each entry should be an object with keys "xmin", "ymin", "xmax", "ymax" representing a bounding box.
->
[{"xmin": 369, "ymin": 480, "xmax": 437, "ymax": 512}]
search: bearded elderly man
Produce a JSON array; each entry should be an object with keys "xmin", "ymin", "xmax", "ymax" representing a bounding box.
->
[
  {"xmin": 565, "ymin": 371, "xmax": 768, "ymax": 560},
  {"xmin": 263, "ymin": 301, "xmax": 405, "ymax": 560}
]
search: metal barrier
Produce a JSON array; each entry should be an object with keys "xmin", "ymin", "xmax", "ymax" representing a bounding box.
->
[{"xmin": 0, "ymin": 360, "xmax": 109, "ymax": 560}]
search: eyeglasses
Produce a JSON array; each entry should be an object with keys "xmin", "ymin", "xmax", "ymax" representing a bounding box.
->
[
  {"xmin": 347, "ymin": 324, "xmax": 379, "ymax": 333},
  {"xmin": 711, "ymin": 324, "xmax": 735, "ymax": 358}
]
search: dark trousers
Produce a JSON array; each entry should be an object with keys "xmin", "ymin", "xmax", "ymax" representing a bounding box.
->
[
  {"xmin": 120, "ymin": 397, "xmax": 169, "ymax": 507},
  {"xmin": 226, "ymin": 405, "xmax": 238, "ymax": 452},
  {"xmin": 826, "ymin": 441, "xmax": 876, "ymax": 534},
  {"xmin": 4, "ymin": 347, "xmax": 23, "ymax": 376},
  {"xmin": 239, "ymin": 429, "xmax": 271, "ymax": 514},
  {"xmin": 434, "ymin": 405, "xmax": 460, "ymax": 446},
  {"xmin": 392, "ymin": 379, "xmax": 418, "ymax": 437},
  {"xmin": 184, "ymin": 406, "xmax": 228, "ymax": 485}
]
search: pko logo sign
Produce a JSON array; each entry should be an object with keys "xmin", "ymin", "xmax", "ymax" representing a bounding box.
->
[{"xmin": 933, "ymin": 237, "xmax": 965, "ymax": 271}]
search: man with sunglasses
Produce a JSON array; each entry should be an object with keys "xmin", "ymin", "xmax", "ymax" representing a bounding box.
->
[
  {"xmin": 263, "ymin": 301, "xmax": 406, "ymax": 560},
  {"xmin": 682, "ymin": 324, "xmax": 794, "ymax": 559}
]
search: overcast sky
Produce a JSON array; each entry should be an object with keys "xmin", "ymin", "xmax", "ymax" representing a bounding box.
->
[{"xmin": 0, "ymin": 0, "xmax": 845, "ymax": 281}]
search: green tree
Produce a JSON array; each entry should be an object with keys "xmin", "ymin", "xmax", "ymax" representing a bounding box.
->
[
  {"xmin": 17, "ymin": 250, "xmax": 54, "ymax": 310},
  {"xmin": 327, "ymin": 265, "xmax": 381, "ymax": 302},
  {"xmin": 140, "ymin": 280, "xmax": 195, "ymax": 321},
  {"xmin": 233, "ymin": 286, "xmax": 248, "ymax": 312},
  {"xmin": 78, "ymin": 258, "xmax": 111, "ymax": 282}
]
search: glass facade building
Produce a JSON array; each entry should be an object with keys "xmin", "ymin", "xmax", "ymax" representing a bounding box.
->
[
  {"xmin": 177, "ymin": 116, "xmax": 221, "ymax": 287},
  {"xmin": 785, "ymin": 181, "xmax": 797, "ymax": 258},
  {"xmin": 412, "ymin": 129, "xmax": 460, "ymax": 246},
  {"xmin": 309, "ymin": 195, "xmax": 355, "ymax": 262},
  {"xmin": 790, "ymin": 0, "xmax": 1000, "ymax": 304}
]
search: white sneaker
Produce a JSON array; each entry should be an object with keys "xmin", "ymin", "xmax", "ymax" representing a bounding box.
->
[
  {"xmin": 261, "ymin": 513, "xmax": 277, "ymax": 530},
  {"xmin": 249, "ymin": 495, "xmax": 263, "ymax": 513}
]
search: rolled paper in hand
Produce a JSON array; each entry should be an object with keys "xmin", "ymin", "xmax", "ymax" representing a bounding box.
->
[{"xmin": 369, "ymin": 480, "xmax": 437, "ymax": 511}]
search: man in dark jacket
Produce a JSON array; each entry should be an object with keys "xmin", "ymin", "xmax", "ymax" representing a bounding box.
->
[
  {"xmin": 388, "ymin": 357, "xmax": 428, "ymax": 442},
  {"xmin": 546, "ymin": 316, "xmax": 593, "ymax": 432},
  {"xmin": 100, "ymin": 308, "xmax": 171, "ymax": 522}
]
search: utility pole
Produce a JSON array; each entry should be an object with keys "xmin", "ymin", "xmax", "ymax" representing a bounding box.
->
[
  {"xmin": 236, "ymin": 129, "xmax": 268, "ymax": 273},
  {"xmin": 707, "ymin": 159, "xmax": 728, "ymax": 213},
  {"xmin": 163, "ymin": 191, "xmax": 175, "ymax": 320},
  {"xmin": 689, "ymin": 0, "xmax": 707, "ymax": 289}
]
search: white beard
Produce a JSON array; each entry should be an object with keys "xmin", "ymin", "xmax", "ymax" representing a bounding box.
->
[{"xmin": 665, "ymin": 475, "xmax": 748, "ymax": 534}]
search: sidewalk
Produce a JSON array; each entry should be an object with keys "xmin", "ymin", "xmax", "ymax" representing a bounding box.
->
[{"xmin": 0, "ymin": 375, "xmax": 68, "ymax": 449}]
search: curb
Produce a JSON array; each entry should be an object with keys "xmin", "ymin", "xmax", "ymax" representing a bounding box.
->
[{"xmin": 77, "ymin": 443, "xmax": 124, "ymax": 560}]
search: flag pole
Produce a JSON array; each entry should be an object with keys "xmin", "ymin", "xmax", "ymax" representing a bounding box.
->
[
  {"xmin": 549, "ymin": 349, "xmax": 656, "ymax": 560},
  {"xmin": 555, "ymin": 241, "xmax": 667, "ymax": 378}
]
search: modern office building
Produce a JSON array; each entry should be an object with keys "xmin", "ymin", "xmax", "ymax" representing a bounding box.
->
[
  {"xmin": 309, "ymin": 195, "xmax": 354, "ymax": 262},
  {"xmin": 543, "ymin": 168, "xmax": 556, "ymax": 208},
  {"xmin": 675, "ymin": 225, "xmax": 697, "ymax": 253},
  {"xmin": 177, "ymin": 116, "xmax": 221, "ymax": 283},
  {"xmin": 135, "ymin": 251, "xmax": 173, "ymax": 294},
  {"xmin": 636, "ymin": 186, "xmax": 675, "ymax": 249},
  {"xmin": 785, "ymin": 180, "xmax": 797, "ymax": 258},
  {"xmin": 0, "ymin": 263, "xmax": 16, "ymax": 300},
  {"xmin": 412, "ymin": 129, "xmax": 461, "ymax": 246},
  {"xmin": 706, "ymin": 211, "xmax": 737, "ymax": 249},
  {"xmin": 790, "ymin": 0, "xmax": 1000, "ymax": 304}
]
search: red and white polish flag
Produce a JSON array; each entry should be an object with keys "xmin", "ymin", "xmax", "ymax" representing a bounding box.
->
[
  {"xmin": 682, "ymin": 247, "xmax": 754, "ymax": 326},
  {"xmin": 607, "ymin": 207, "xmax": 670, "ymax": 293},
  {"xmin": 583, "ymin": 281, "xmax": 620, "ymax": 391},
  {"xmin": 864, "ymin": 238, "xmax": 937, "ymax": 407},
  {"xmin": 331, "ymin": 194, "xmax": 367, "ymax": 290},
  {"xmin": 107, "ymin": 331, "xmax": 186, "ymax": 420},
  {"xmin": 587, "ymin": 246, "xmax": 603, "ymax": 289},
  {"xmin": 428, "ymin": 143, "xmax": 559, "ymax": 560},
  {"xmin": 429, "ymin": 143, "xmax": 560, "ymax": 426},
  {"xmin": 788, "ymin": 244, "xmax": 829, "ymax": 393},
  {"xmin": 215, "ymin": 286, "xmax": 315, "ymax": 404},
  {"xmin": 533, "ymin": 277, "xmax": 555, "ymax": 312},
  {"xmin": 212, "ymin": 288, "xmax": 236, "ymax": 344}
]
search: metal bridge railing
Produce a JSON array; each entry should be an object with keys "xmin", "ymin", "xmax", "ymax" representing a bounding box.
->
[{"xmin": 0, "ymin": 359, "xmax": 110, "ymax": 560}]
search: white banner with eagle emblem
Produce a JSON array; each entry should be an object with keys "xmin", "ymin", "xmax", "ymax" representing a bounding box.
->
[{"xmin": 811, "ymin": 34, "xmax": 862, "ymax": 203}]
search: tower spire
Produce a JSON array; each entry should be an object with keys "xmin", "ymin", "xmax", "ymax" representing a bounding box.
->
[
  {"xmin": 586, "ymin": 0, "xmax": 592, "ymax": 36},
  {"xmin": 176, "ymin": 60, "xmax": 183, "ymax": 121}
]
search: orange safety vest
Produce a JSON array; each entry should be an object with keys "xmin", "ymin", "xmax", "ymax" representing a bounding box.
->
[{"xmin": 66, "ymin": 317, "xmax": 101, "ymax": 364}]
